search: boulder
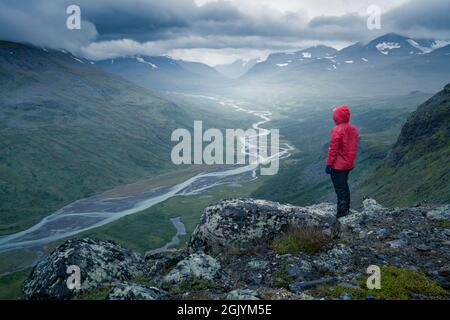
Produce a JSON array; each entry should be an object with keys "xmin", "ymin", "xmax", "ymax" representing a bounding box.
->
[
  {"xmin": 142, "ymin": 249, "xmax": 187, "ymax": 280},
  {"xmin": 106, "ymin": 283, "xmax": 167, "ymax": 300},
  {"xmin": 225, "ymin": 289, "xmax": 260, "ymax": 300},
  {"xmin": 426, "ymin": 205, "xmax": 450, "ymax": 221},
  {"xmin": 163, "ymin": 253, "xmax": 221, "ymax": 284},
  {"xmin": 188, "ymin": 198, "xmax": 338, "ymax": 253},
  {"xmin": 22, "ymin": 238, "xmax": 141, "ymax": 299}
]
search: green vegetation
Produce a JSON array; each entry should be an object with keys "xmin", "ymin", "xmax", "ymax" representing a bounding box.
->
[
  {"xmin": 0, "ymin": 269, "xmax": 30, "ymax": 300},
  {"xmin": 0, "ymin": 44, "xmax": 256, "ymax": 235},
  {"xmin": 357, "ymin": 86, "xmax": 450, "ymax": 206},
  {"xmin": 77, "ymin": 286, "xmax": 112, "ymax": 300},
  {"xmin": 271, "ymin": 260, "xmax": 296, "ymax": 289},
  {"xmin": 328, "ymin": 266, "xmax": 448, "ymax": 300},
  {"xmin": 272, "ymin": 226, "xmax": 330, "ymax": 255},
  {"xmin": 170, "ymin": 276, "xmax": 219, "ymax": 294}
]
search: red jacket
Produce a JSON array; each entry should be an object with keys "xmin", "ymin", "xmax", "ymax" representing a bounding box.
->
[{"xmin": 326, "ymin": 105, "xmax": 359, "ymax": 170}]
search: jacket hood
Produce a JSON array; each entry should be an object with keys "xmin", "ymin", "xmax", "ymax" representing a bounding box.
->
[{"xmin": 333, "ymin": 105, "xmax": 350, "ymax": 125}]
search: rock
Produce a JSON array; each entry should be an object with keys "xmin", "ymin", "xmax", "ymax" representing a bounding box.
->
[
  {"xmin": 388, "ymin": 239, "xmax": 407, "ymax": 249},
  {"xmin": 106, "ymin": 283, "xmax": 167, "ymax": 300},
  {"xmin": 287, "ymin": 261, "xmax": 314, "ymax": 278},
  {"xmin": 415, "ymin": 244, "xmax": 431, "ymax": 252},
  {"xmin": 297, "ymin": 293, "xmax": 315, "ymax": 300},
  {"xmin": 426, "ymin": 205, "xmax": 450, "ymax": 221},
  {"xmin": 313, "ymin": 244, "xmax": 353, "ymax": 273},
  {"xmin": 339, "ymin": 293, "xmax": 352, "ymax": 300},
  {"xmin": 363, "ymin": 198, "xmax": 385, "ymax": 213},
  {"xmin": 338, "ymin": 282, "xmax": 360, "ymax": 290},
  {"xmin": 22, "ymin": 239, "xmax": 141, "ymax": 299},
  {"xmin": 225, "ymin": 289, "xmax": 260, "ymax": 300},
  {"xmin": 163, "ymin": 253, "xmax": 221, "ymax": 284},
  {"xmin": 188, "ymin": 198, "xmax": 338, "ymax": 253},
  {"xmin": 247, "ymin": 260, "xmax": 269, "ymax": 269},
  {"xmin": 142, "ymin": 249, "xmax": 187, "ymax": 280},
  {"xmin": 289, "ymin": 277, "xmax": 337, "ymax": 292}
]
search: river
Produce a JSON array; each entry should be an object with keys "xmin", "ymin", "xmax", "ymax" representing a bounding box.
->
[{"xmin": 0, "ymin": 96, "xmax": 293, "ymax": 253}]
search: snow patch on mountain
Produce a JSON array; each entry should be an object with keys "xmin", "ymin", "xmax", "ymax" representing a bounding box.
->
[
  {"xmin": 136, "ymin": 57, "xmax": 158, "ymax": 69},
  {"xmin": 407, "ymin": 39, "xmax": 431, "ymax": 53},
  {"xmin": 376, "ymin": 42, "xmax": 401, "ymax": 55},
  {"xmin": 432, "ymin": 40, "xmax": 450, "ymax": 50},
  {"xmin": 71, "ymin": 57, "xmax": 84, "ymax": 64}
]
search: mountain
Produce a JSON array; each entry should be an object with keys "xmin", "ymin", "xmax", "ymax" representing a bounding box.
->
[
  {"xmin": 0, "ymin": 40, "xmax": 191, "ymax": 234},
  {"xmin": 214, "ymin": 58, "xmax": 261, "ymax": 78},
  {"xmin": 176, "ymin": 59, "xmax": 223, "ymax": 78},
  {"xmin": 96, "ymin": 55, "xmax": 226, "ymax": 92},
  {"xmin": 357, "ymin": 84, "xmax": 450, "ymax": 206},
  {"xmin": 18, "ymin": 198, "xmax": 450, "ymax": 300},
  {"xmin": 236, "ymin": 33, "xmax": 450, "ymax": 98}
]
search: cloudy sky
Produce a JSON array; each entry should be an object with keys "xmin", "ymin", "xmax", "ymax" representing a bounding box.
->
[{"xmin": 0, "ymin": 0, "xmax": 449, "ymax": 65}]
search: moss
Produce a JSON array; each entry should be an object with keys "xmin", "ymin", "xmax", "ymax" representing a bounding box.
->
[
  {"xmin": 77, "ymin": 285, "xmax": 112, "ymax": 300},
  {"xmin": 169, "ymin": 276, "xmax": 218, "ymax": 294},
  {"xmin": 130, "ymin": 276, "xmax": 160, "ymax": 288},
  {"xmin": 272, "ymin": 225, "xmax": 330, "ymax": 255},
  {"xmin": 0, "ymin": 268, "xmax": 30, "ymax": 300},
  {"xmin": 271, "ymin": 259, "xmax": 296, "ymax": 289},
  {"xmin": 327, "ymin": 266, "xmax": 448, "ymax": 300},
  {"xmin": 431, "ymin": 220, "xmax": 450, "ymax": 229}
]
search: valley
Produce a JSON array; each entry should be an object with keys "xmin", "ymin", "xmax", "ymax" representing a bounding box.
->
[{"xmin": 0, "ymin": 30, "xmax": 449, "ymax": 300}]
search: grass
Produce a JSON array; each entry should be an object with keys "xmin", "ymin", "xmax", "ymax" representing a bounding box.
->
[
  {"xmin": 170, "ymin": 276, "xmax": 219, "ymax": 295},
  {"xmin": 272, "ymin": 225, "xmax": 331, "ymax": 255},
  {"xmin": 328, "ymin": 266, "xmax": 448, "ymax": 300},
  {"xmin": 77, "ymin": 176, "xmax": 266, "ymax": 254},
  {"xmin": 77, "ymin": 286, "xmax": 112, "ymax": 300},
  {"xmin": 271, "ymin": 261, "xmax": 296, "ymax": 289},
  {"xmin": 0, "ymin": 268, "xmax": 30, "ymax": 300}
]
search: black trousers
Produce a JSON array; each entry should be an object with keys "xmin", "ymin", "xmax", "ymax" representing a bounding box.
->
[{"xmin": 330, "ymin": 169, "xmax": 350, "ymax": 216}]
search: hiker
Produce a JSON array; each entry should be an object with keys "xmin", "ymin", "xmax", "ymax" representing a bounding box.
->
[{"xmin": 325, "ymin": 105, "xmax": 359, "ymax": 218}]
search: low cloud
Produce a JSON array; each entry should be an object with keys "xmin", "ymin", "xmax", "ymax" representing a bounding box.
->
[{"xmin": 0, "ymin": 0, "xmax": 449, "ymax": 64}]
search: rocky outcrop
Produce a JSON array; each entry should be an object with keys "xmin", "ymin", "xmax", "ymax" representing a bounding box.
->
[
  {"xmin": 22, "ymin": 238, "xmax": 141, "ymax": 299},
  {"xmin": 163, "ymin": 253, "xmax": 221, "ymax": 284},
  {"xmin": 21, "ymin": 198, "xmax": 450, "ymax": 300},
  {"xmin": 188, "ymin": 198, "xmax": 339, "ymax": 253}
]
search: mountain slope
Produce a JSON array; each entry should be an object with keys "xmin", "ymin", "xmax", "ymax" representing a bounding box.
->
[
  {"xmin": 214, "ymin": 58, "xmax": 261, "ymax": 78},
  {"xmin": 0, "ymin": 41, "xmax": 190, "ymax": 234},
  {"xmin": 357, "ymin": 84, "xmax": 450, "ymax": 206},
  {"xmin": 96, "ymin": 56, "xmax": 226, "ymax": 92},
  {"xmin": 235, "ymin": 33, "xmax": 450, "ymax": 98}
]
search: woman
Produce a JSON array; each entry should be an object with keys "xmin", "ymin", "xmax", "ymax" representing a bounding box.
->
[{"xmin": 325, "ymin": 105, "xmax": 359, "ymax": 218}]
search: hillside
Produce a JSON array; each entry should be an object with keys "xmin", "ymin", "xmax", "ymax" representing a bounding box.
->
[
  {"xmin": 13, "ymin": 198, "xmax": 450, "ymax": 300},
  {"xmin": 96, "ymin": 56, "xmax": 227, "ymax": 92},
  {"xmin": 231, "ymin": 33, "xmax": 450, "ymax": 99},
  {"xmin": 0, "ymin": 41, "xmax": 191, "ymax": 234},
  {"xmin": 356, "ymin": 84, "xmax": 450, "ymax": 206}
]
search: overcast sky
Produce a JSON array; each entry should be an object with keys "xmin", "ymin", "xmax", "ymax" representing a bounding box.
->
[{"xmin": 0, "ymin": 0, "xmax": 449, "ymax": 65}]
